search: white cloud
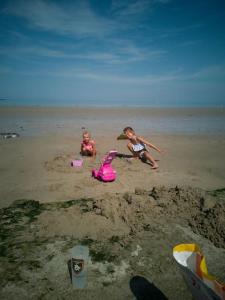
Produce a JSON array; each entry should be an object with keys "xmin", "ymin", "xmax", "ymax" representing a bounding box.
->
[
  {"xmin": 0, "ymin": 39, "xmax": 166, "ymax": 64},
  {"xmin": 4, "ymin": 0, "xmax": 116, "ymax": 37},
  {"xmin": 111, "ymin": 0, "xmax": 171, "ymax": 17},
  {"xmin": 73, "ymin": 45, "xmax": 166, "ymax": 64},
  {"xmin": 179, "ymin": 40, "xmax": 200, "ymax": 47},
  {"xmin": 111, "ymin": 0, "xmax": 152, "ymax": 17},
  {"xmin": 49, "ymin": 64, "xmax": 224, "ymax": 85},
  {"xmin": 27, "ymin": 66, "xmax": 181, "ymax": 85},
  {"xmin": 159, "ymin": 24, "xmax": 203, "ymax": 39},
  {"xmin": 3, "ymin": 0, "xmax": 173, "ymax": 38},
  {"xmin": 0, "ymin": 45, "xmax": 65, "ymax": 58},
  {"xmin": 191, "ymin": 64, "xmax": 225, "ymax": 80},
  {"xmin": 153, "ymin": 0, "xmax": 171, "ymax": 3}
]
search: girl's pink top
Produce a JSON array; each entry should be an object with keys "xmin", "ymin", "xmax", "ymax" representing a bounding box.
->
[{"xmin": 81, "ymin": 140, "xmax": 95, "ymax": 151}]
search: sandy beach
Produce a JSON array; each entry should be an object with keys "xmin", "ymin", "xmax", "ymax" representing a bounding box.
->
[{"xmin": 0, "ymin": 106, "xmax": 225, "ymax": 299}]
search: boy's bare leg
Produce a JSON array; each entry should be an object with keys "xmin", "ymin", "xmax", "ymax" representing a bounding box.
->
[{"xmin": 144, "ymin": 152, "xmax": 159, "ymax": 169}]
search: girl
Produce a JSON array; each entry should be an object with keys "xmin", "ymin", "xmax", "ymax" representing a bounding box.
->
[
  {"xmin": 123, "ymin": 127, "xmax": 162, "ymax": 169},
  {"xmin": 80, "ymin": 131, "xmax": 96, "ymax": 157}
]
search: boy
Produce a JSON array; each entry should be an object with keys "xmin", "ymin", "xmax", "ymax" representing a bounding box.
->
[{"xmin": 123, "ymin": 127, "xmax": 162, "ymax": 169}]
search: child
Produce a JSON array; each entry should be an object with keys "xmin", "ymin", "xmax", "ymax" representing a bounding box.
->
[
  {"xmin": 123, "ymin": 127, "xmax": 162, "ymax": 169},
  {"xmin": 80, "ymin": 131, "xmax": 96, "ymax": 157}
]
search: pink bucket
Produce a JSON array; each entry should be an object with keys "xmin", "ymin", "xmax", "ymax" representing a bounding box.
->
[{"xmin": 71, "ymin": 159, "xmax": 83, "ymax": 167}]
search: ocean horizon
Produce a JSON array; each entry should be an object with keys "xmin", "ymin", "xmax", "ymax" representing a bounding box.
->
[{"xmin": 1, "ymin": 97, "xmax": 225, "ymax": 109}]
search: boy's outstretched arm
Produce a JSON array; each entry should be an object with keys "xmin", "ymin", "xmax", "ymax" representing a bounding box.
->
[{"xmin": 138, "ymin": 136, "xmax": 162, "ymax": 153}]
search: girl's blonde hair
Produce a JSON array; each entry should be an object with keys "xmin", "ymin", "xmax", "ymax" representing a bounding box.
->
[{"xmin": 82, "ymin": 130, "xmax": 91, "ymax": 137}]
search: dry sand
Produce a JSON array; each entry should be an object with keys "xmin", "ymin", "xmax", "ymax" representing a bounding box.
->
[
  {"xmin": 0, "ymin": 133, "xmax": 225, "ymax": 207},
  {"xmin": 0, "ymin": 106, "xmax": 225, "ymax": 300}
]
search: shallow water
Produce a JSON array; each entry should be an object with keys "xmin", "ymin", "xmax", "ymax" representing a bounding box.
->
[{"xmin": 0, "ymin": 106, "xmax": 225, "ymax": 137}]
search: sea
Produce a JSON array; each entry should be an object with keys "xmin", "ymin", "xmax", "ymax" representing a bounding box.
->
[{"xmin": 0, "ymin": 104, "xmax": 225, "ymax": 137}]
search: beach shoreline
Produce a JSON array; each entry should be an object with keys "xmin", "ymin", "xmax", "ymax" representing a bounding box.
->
[
  {"xmin": 1, "ymin": 104, "xmax": 225, "ymax": 115},
  {"xmin": 1, "ymin": 105, "xmax": 225, "ymax": 138}
]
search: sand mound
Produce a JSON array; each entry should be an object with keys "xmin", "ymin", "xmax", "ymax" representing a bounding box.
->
[
  {"xmin": 34, "ymin": 186, "xmax": 225, "ymax": 248},
  {"xmin": 146, "ymin": 186, "xmax": 225, "ymax": 248},
  {"xmin": 44, "ymin": 154, "xmax": 74, "ymax": 173}
]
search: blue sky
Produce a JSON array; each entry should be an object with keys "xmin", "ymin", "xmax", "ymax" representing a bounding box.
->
[{"xmin": 0, "ymin": 0, "xmax": 225, "ymax": 106}]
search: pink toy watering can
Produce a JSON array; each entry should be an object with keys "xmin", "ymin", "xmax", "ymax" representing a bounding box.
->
[{"xmin": 92, "ymin": 150, "xmax": 117, "ymax": 182}]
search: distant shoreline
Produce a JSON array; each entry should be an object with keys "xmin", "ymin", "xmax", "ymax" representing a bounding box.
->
[
  {"xmin": 0, "ymin": 104, "xmax": 225, "ymax": 110},
  {"xmin": 1, "ymin": 104, "xmax": 225, "ymax": 120},
  {"xmin": 0, "ymin": 102, "xmax": 225, "ymax": 110}
]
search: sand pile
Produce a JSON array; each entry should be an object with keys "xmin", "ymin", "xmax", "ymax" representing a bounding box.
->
[
  {"xmin": 146, "ymin": 186, "xmax": 225, "ymax": 248},
  {"xmin": 44, "ymin": 154, "xmax": 75, "ymax": 173},
  {"xmin": 23, "ymin": 186, "xmax": 224, "ymax": 248}
]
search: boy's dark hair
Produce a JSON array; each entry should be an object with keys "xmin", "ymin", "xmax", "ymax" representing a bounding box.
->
[{"xmin": 123, "ymin": 127, "xmax": 134, "ymax": 133}]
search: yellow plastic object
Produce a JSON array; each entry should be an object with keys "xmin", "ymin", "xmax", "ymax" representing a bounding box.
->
[{"xmin": 173, "ymin": 243, "xmax": 225, "ymax": 300}]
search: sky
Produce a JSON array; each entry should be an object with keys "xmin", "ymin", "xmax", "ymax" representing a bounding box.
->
[{"xmin": 0, "ymin": 0, "xmax": 225, "ymax": 107}]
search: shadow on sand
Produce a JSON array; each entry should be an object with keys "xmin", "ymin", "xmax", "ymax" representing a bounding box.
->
[
  {"xmin": 116, "ymin": 153, "xmax": 133, "ymax": 159},
  {"xmin": 116, "ymin": 152, "xmax": 153, "ymax": 166},
  {"xmin": 130, "ymin": 276, "xmax": 168, "ymax": 300}
]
